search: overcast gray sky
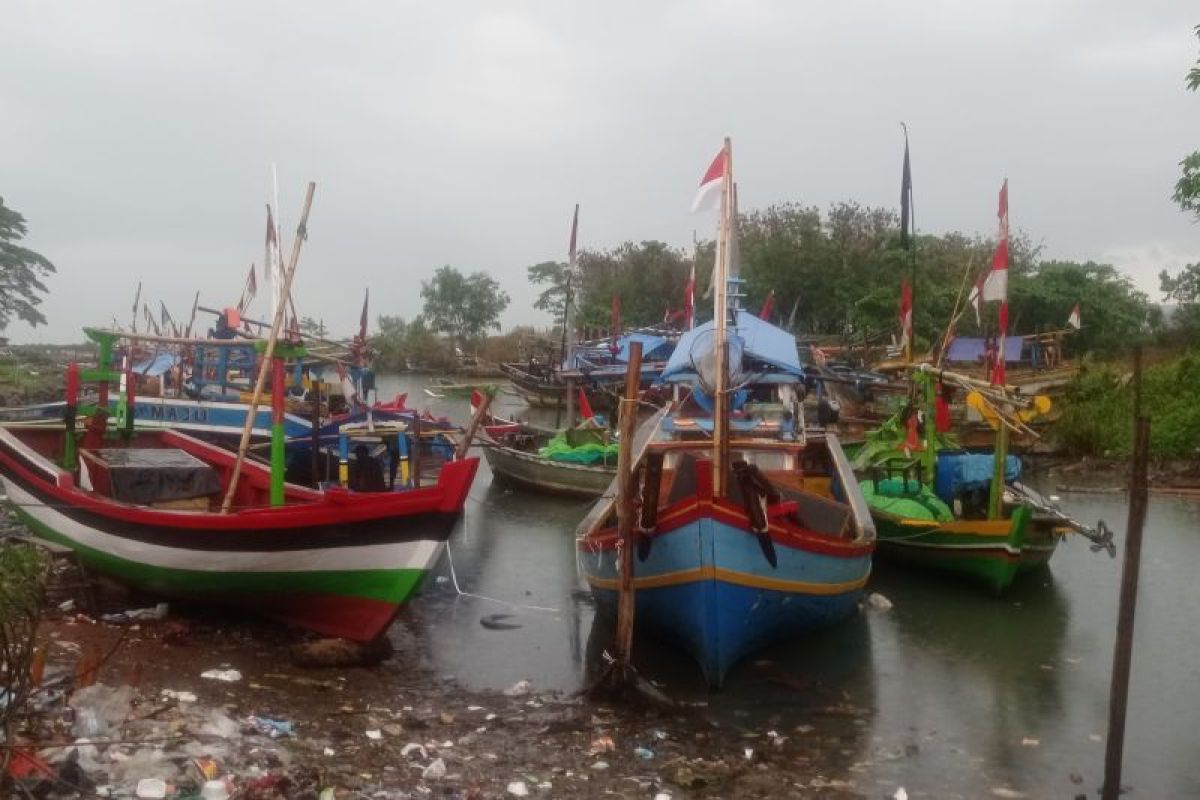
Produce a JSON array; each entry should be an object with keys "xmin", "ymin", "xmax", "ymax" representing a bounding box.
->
[{"xmin": 3, "ymin": 1, "xmax": 1197, "ymax": 343}]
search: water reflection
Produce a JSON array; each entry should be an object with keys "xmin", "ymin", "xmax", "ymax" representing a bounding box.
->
[{"xmin": 378, "ymin": 373, "xmax": 1200, "ymax": 795}]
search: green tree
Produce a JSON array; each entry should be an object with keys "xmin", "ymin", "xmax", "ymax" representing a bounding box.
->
[
  {"xmin": 1159, "ymin": 262, "xmax": 1200, "ymax": 339},
  {"xmin": 1174, "ymin": 25, "xmax": 1200, "ymax": 219},
  {"xmin": 1010, "ymin": 261, "xmax": 1149, "ymax": 354},
  {"xmin": 420, "ymin": 266, "xmax": 510, "ymax": 350},
  {"xmin": 575, "ymin": 241, "xmax": 691, "ymax": 329},
  {"xmin": 0, "ymin": 197, "xmax": 55, "ymax": 330},
  {"xmin": 526, "ymin": 260, "xmax": 571, "ymax": 323},
  {"xmin": 370, "ymin": 314, "xmax": 410, "ymax": 371},
  {"xmin": 298, "ymin": 316, "xmax": 328, "ymax": 338}
]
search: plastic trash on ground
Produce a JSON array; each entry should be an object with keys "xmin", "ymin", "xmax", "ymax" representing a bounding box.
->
[
  {"xmin": 200, "ymin": 668, "xmax": 242, "ymax": 682},
  {"xmin": 69, "ymin": 683, "xmax": 134, "ymax": 737}
]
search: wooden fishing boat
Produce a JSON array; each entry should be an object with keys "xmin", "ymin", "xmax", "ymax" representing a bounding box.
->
[
  {"xmin": 468, "ymin": 390, "xmax": 522, "ymax": 438},
  {"xmin": 482, "ymin": 425, "xmax": 616, "ymax": 498},
  {"xmin": 424, "ymin": 377, "xmax": 487, "ymax": 399},
  {"xmin": 0, "ymin": 310, "xmax": 482, "ymax": 641},
  {"xmin": 849, "ymin": 365, "xmax": 1107, "ymax": 593},
  {"xmin": 576, "ymin": 141, "xmax": 875, "ymax": 687}
]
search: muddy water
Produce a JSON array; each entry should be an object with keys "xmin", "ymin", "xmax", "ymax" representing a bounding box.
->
[{"xmin": 379, "ymin": 373, "xmax": 1200, "ymax": 797}]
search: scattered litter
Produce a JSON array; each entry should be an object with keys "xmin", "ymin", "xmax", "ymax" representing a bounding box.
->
[
  {"xmin": 160, "ymin": 689, "xmax": 197, "ymax": 703},
  {"xmin": 422, "ymin": 758, "xmax": 446, "ymax": 779},
  {"xmin": 200, "ymin": 669, "xmax": 242, "ymax": 682},
  {"xmin": 589, "ymin": 736, "xmax": 615, "ymax": 755},
  {"xmin": 634, "ymin": 747, "xmax": 654, "ymax": 760},
  {"xmin": 654, "ymin": 794, "xmax": 672, "ymax": 800},
  {"xmin": 591, "ymin": 760, "xmax": 609, "ymax": 771},
  {"xmin": 58, "ymin": 598, "xmax": 76, "ymax": 612},
  {"xmin": 503, "ymin": 679, "xmax": 531, "ymax": 697},
  {"xmin": 200, "ymin": 709, "xmax": 240, "ymax": 739},
  {"xmin": 103, "ymin": 603, "xmax": 169, "ymax": 625},
  {"xmin": 1020, "ymin": 737, "xmax": 1039, "ymax": 747},
  {"xmin": 70, "ymin": 683, "xmax": 134, "ymax": 737},
  {"xmin": 766, "ymin": 730, "xmax": 787, "ymax": 747},
  {"xmin": 467, "ymin": 705, "xmax": 485, "ymax": 712},
  {"xmin": 743, "ymin": 747, "xmax": 754, "ymax": 760},
  {"xmin": 893, "ymin": 789, "xmax": 908, "ymax": 800},
  {"xmin": 867, "ymin": 592, "xmax": 894, "ymax": 611},
  {"xmin": 247, "ymin": 715, "xmax": 294, "ymax": 738},
  {"xmin": 201, "ymin": 780, "xmax": 230, "ymax": 800},
  {"xmin": 136, "ymin": 778, "xmax": 168, "ymax": 798},
  {"xmin": 990, "ymin": 789, "xmax": 1027, "ymax": 799},
  {"xmin": 507, "ymin": 781, "xmax": 529, "ymax": 797},
  {"xmin": 1088, "ymin": 733, "xmax": 1103, "ymax": 742},
  {"xmin": 365, "ymin": 729, "xmax": 383, "ymax": 740},
  {"xmin": 323, "ymin": 747, "xmax": 335, "ymax": 756},
  {"xmin": 401, "ymin": 743, "xmax": 428, "ymax": 759}
]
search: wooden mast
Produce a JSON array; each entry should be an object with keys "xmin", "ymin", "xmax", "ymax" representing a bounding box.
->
[
  {"xmin": 220, "ymin": 182, "xmax": 316, "ymax": 514},
  {"xmin": 711, "ymin": 137, "xmax": 732, "ymax": 498}
]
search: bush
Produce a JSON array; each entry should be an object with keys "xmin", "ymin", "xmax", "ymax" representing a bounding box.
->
[
  {"xmin": 1053, "ymin": 353, "xmax": 1200, "ymax": 459},
  {"xmin": 0, "ymin": 543, "xmax": 47, "ymax": 769}
]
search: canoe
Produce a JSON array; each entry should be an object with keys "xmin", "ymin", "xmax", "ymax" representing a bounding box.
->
[
  {"xmin": 483, "ymin": 439, "xmax": 614, "ymax": 498},
  {"xmin": 0, "ymin": 424, "xmax": 478, "ymax": 641}
]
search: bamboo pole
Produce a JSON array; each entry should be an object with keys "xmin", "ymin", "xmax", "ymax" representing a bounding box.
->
[
  {"xmin": 455, "ymin": 390, "xmax": 493, "ymax": 460},
  {"xmin": 220, "ymin": 182, "xmax": 316, "ymax": 514},
  {"xmin": 612, "ymin": 340, "xmax": 644, "ymax": 674},
  {"xmin": 184, "ymin": 291, "xmax": 201, "ymax": 339},
  {"xmin": 1102, "ymin": 347, "xmax": 1150, "ymax": 800}
]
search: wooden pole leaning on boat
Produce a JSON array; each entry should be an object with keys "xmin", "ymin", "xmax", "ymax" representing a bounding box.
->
[
  {"xmin": 220, "ymin": 182, "xmax": 316, "ymax": 514},
  {"xmin": 612, "ymin": 340, "xmax": 644, "ymax": 677},
  {"xmin": 455, "ymin": 387, "xmax": 493, "ymax": 460}
]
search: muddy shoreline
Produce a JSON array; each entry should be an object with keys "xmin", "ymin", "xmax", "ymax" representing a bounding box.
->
[{"xmin": 22, "ymin": 599, "xmax": 877, "ymax": 799}]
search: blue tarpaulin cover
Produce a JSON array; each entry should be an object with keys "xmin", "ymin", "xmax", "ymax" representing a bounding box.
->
[
  {"xmin": 132, "ymin": 352, "xmax": 180, "ymax": 377},
  {"xmin": 934, "ymin": 451, "xmax": 1021, "ymax": 503},
  {"xmin": 617, "ymin": 334, "xmax": 672, "ymax": 363},
  {"xmin": 945, "ymin": 337, "xmax": 1025, "ymax": 364},
  {"xmin": 661, "ymin": 311, "xmax": 802, "ymax": 381}
]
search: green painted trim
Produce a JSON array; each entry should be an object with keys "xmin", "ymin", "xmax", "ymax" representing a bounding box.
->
[
  {"xmin": 14, "ymin": 510, "xmax": 428, "ymax": 604},
  {"xmin": 270, "ymin": 421, "xmax": 285, "ymax": 506}
]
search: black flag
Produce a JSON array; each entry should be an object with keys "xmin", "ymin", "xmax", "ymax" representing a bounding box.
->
[{"xmin": 900, "ymin": 127, "xmax": 913, "ymax": 249}]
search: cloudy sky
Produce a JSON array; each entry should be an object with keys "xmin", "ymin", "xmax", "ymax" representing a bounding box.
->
[{"xmin": 2, "ymin": 1, "xmax": 1197, "ymax": 343}]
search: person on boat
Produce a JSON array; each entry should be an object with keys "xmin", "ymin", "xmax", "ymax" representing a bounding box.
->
[
  {"xmin": 349, "ymin": 444, "xmax": 387, "ymax": 492},
  {"xmin": 935, "ymin": 382, "xmax": 953, "ymax": 433}
]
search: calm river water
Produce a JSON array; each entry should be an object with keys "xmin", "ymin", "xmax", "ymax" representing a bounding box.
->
[{"xmin": 379, "ymin": 373, "xmax": 1200, "ymax": 797}]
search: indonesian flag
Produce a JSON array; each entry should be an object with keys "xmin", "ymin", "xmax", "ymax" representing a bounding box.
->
[
  {"xmin": 690, "ymin": 146, "xmax": 728, "ymax": 212},
  {"xmin": 1067, "ymin": 303, "xmax": 1081, "ymax": 330},
  {"xmin": 578, "ymin": 387, "xmax": 595, "ymax": 421},
  {"xmin": 359, "ymin": 289, "xmax": 370, "ymax": 339},
  {"xmin": 759, "ymin": 289, "xmax": 775, "ymax": 321},
  {"xmin": 982, "ymin": 180, "xmax": 1009, "ymax": 303},
  {"xmin": 898, "ymin": 280, "xmax": 913, "ymax": 352},
  {"xmin": 664, "ymin": 265, "xmax": 696, "ymax": 328}
]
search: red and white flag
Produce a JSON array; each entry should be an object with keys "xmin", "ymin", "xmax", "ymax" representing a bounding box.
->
[
  {"xmin": 759, "ymin": 289, "xmax": 776, "ymax": 321},
  {"xmin": 898, "ymin": 280, "xmax": 913, "ymax": 352},
  {"xmin": 568, "ymin": 204, "xmax": 579, "ymax": 265},
  {"xmin": 1067, "ymin": 303, "xmax": 1081, "ymax": 330},
  {"xmin": 982, "ymin": 179, "xmax": 1009, "ymax": 304},
  {"xmin": 578, "ymin": 388, "xmax": 595, "ymax": 421},
  {"xmin": 690, "ymin": 146, "xmax": 728, "ymax": 212}
]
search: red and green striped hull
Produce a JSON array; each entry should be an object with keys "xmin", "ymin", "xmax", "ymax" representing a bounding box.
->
[
  {"xmin": 870, "ymin": 505, "xmax": 1060, "ymax": 594},
  {"xmin": 0, "ymin": 427, "xmax": 478, "ymax": 641}
]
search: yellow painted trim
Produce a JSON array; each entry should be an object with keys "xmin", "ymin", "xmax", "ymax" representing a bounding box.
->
[
  {"xmin": 897, "ymin": 517, "xmax": 1013, "ymax": 535},
  {"xmin": 586, "ymin": 565, "xmax": 869, "ymax": 595}
]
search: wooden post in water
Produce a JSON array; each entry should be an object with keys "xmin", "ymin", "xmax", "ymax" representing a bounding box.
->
[
  {"xmin": 309, "ymin": 379, "xmax": 321, "ymax": 488},
  {"xmin": 221, "ymin": 182, "xmax": 316, "ymax": 514},
  {"xmin": 612, "ymin": 340, "xmax": 644, "ymax": 675},
  {"xmin": 1102, "ymin": 346, "xmax": 1151, "ymax": 800},
  {"xmin": 456, "ymin": 389, "xmax": 493, "ymax": 460}
]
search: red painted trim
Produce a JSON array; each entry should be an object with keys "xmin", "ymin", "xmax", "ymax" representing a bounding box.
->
[
  {"xmin": 580, "ymin": 494, "xmax": 873, "ymax": 558},
  {"xmin": 0, "ymin": 428, "xmax": 478, "ymax": 532}
]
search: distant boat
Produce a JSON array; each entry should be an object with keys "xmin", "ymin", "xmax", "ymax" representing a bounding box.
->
[
  {"xmin": 424, "ymin": 377, "xmax": 488, "ymax": 399},
  {"xmin": 482, "ymin": 423, "xmax": 616, "ymax": 498}
]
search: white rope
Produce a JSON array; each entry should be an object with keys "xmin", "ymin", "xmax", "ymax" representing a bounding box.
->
[{"xmin": 442, "ymin": 536, "xmax": 559, "ymax": 613}]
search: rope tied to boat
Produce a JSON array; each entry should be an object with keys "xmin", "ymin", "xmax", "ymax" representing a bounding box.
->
[{"xmin": 442, "ymin": 537, "xmax": 559, "ymax": 613}]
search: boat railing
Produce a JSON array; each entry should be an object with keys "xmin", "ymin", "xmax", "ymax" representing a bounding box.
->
[{"xmin": 825, "ymin": 433, "xmax": 876, "ymax": 544}]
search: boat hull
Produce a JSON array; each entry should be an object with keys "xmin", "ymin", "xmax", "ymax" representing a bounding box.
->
[
  {"xmin": 578, "ymin": 499, "xmax": 871, "ymax": 687},
  {"xmin": 870, "ymin": 505, "xmax": 1056, "ymax": 593},
  {"xmin": 483, "ymin": 443, "xmax": 613, "ymax": 498},
  {"xmin": 0, "ymin": 427, "xmax": 477, "ymax": 641}
]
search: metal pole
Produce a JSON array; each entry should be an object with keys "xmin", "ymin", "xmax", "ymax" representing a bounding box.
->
[{"xmin": 1102, "ymin": 347, "xmax": 1151, "ymax": 800}]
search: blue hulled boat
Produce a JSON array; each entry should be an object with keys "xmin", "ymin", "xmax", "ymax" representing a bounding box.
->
[{"xmin": 575, "ymin": 139, "xmax": 874, "ymax": 687}]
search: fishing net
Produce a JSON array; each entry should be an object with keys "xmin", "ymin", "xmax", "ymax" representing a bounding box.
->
[
  {"xmin": 859, "ymin": 477, "xmax": 954, "ymax": 523},
  {"xmin": 538, "ymin": 432, "xmax": 619, "ymax": 466}
]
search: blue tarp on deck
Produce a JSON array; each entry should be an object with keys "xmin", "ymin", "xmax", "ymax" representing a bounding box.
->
[{"xmin": 661, "ymin": 311, "xmax": 802, "ymax": 381}]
